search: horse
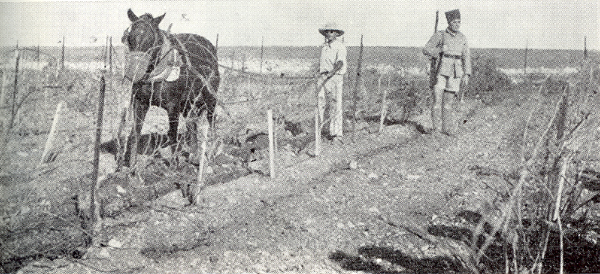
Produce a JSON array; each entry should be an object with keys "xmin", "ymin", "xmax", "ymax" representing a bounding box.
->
[{"xmin": 121, "ymin": 9, "xmax": 219, "ymax": 167}]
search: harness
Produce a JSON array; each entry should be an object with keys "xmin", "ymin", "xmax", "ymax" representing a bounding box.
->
[
  {"xmin": 147, "ymin": 31, "xmax": 182, "ymax": 82},
  {"xmin": 123, "ymin": 19, "xmax": 182, "ymax": 83}
]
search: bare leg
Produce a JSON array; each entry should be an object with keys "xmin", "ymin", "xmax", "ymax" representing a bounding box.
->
[
  {"xmin": 431, "ymin": 76, "xmax": 445, "ymax": 133},
  {"xmin": 442, "ymin": 91, "xmax": 456, "ymax": 135}
]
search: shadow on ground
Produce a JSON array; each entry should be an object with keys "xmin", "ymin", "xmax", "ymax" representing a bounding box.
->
[
  {"xmin": 331, "ymin": 209, "xmax": 600, "ymax": 273},
  {"xmin": 329, "ymin": 247, "xmax": 465, "ymax": 273}
]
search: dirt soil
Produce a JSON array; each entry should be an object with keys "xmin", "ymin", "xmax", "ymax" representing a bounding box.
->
[{"xmin": 9, "ymin": 87, "xmax": 598, "ymax": 273}]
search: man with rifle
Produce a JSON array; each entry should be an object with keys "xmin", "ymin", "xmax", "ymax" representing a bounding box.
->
[{"xmin": 423, "ymin": 9, "xmax": 471, "ymax": 136}]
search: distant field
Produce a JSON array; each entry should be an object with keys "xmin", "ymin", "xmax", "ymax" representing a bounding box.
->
[{"xmin": 3, "ymin": 45, "xmax": 596, "ymax": 69}]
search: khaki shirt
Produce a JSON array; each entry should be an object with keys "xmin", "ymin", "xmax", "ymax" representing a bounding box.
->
[
  {"xmin": 320, "ymin": 39, "xmax": 347, "ymax": 75},
  {"xmin": 423, "ymin": 28, "xmax": 471, "ymax": 78}
]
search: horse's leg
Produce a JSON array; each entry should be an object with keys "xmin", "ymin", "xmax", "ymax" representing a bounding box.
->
[
  {"xmin": 124, "ymin": 97, "xmax": 149, "ymax": 167},
  {"xmin": 166, "ymin": 107, "xmax": 180, "ymax": 150},
  {"xmin": 203, "ymin": 86, "xmax": 217, "ymax": 127}
]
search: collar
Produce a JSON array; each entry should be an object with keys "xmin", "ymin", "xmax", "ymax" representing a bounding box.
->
[
  {"xmin": 445, "ymin": 28, "xmax": 458, "ymax": 37},
  {"xmin": 324, "ymin": 39, "xmax": 339, "ymax": 47}
]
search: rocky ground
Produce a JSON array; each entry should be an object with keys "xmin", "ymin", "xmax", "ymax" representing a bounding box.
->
[{"xmin": 8, "ymin": 85, "xmax": 600, "ymax": 273}]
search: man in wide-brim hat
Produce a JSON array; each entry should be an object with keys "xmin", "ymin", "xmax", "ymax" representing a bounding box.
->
[
  {"xmin": 423, "ymin": 9, "xmax": 471, "ymax": 136},
  {"xmin": 317, "ymin": 23, "xmax": 347, "ymax": 144}
]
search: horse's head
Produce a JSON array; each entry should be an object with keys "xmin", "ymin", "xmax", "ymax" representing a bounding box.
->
[
  {"xmin": 122, "ymin": 9, "xmax": 165, "ymax": 52},
  {"xmin": 122, "ymin": 9, "xmax": 165, "ymax": 82}
]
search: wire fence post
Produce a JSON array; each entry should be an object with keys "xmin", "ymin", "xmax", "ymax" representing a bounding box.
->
[
  {"xmin": 61, "ymin": 36, "xmax": 65, "ymax": 70},
  {"xmin": 39, "ymin": 101, "xmax": 63, "ymax": 166},
  {"xmin": 90, "ymin": 74, "xmax": 106, "ymax": 241},
  {"xmin": 314, "ymin": 107, "xmax": 321, "ymax": 156},
  {"xmin": 583, "ymin": 36, "xmax": 587, "ymax": 60},
  {"xmin": 378, "ymin": 75, "xmax": 387, "ymax": 133},
  {"xmin": 194, "ymin": 110, "xmax": 209, "ymax": 205},
  {"xmin": 268, "ymin": 109, "xmax": 275, "ymax": 178},
  {"xmin": 260, "ymin": 36, "xmax": 264, "ymax": 74},
  {"xmin": 351, "ymin": 35, "xmax": 364, "ymax": 141},
  {"xmin": 523, "ymin": 41, "xmax": 528, "ymax": 76}
]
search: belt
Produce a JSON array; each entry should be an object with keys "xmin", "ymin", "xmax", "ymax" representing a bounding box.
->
[{"xmin": 443, "ymin": 54, "xmax": 462, "ymax": 59}]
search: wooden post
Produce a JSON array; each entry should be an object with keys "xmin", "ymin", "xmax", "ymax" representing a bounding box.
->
[
  {"xmin": 523, "ymin": 41, "xmax": 528, "ymax": 76},
  {"xmin": 61, "ymin": 36, "xmax": 65, "ymax": 70},
  {"xmin": 378, "ymin": 76, "xmax": 387, "ymax": 133},
  {"xmin": 0, "ymin": 49, "xmax": 19, "ymax": 168},
  {"xmin": 39, "ymin": 101, "xmax": 63, "ymax": 165},
  {"xmin": 260, "ymin": 36, "xmax": 264, "ymax": 73},
  {"xmin": 194, "ymin": 111, "xmax": 209, "ymax": 205},
  {"xmin": 90, "ymin": 75, "xmax": 107, "ymax": 237},
  {"xmin": 583, "ymin": 36, "xmax": 587, "ymax": 60},
  {"xmin": 556, "ymin": 84, "xmax": 569, "ymax": 140},
  {"xmin": 351, "ymin": 35, "xmax": 364, "ymax": 141},
  {"xmin": 0, "ymin": 70, "xmax": 7, "ymax": 108},
  {"xmin": 11, "ymin": 49, "xmax": 19, "ymax": 125},
  {"xmin": 109, "ymin": 37, "xmax": 113, "ymax": 76},
  {"xmin": 115, "ymin": 107, "xmax": 127, "ymax": 171},
  {"xmin": 267, "ymin": 109, "xmax": 275, "ymax": 178},
  {"xmin": 314, "ymin": 107, "xmax": 321, "ymax": 156}
]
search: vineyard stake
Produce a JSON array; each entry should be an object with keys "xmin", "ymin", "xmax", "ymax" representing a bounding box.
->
[
  {"xmin": 378, "ymin": 75, "xmax": 387, "ymax": 133},
  {"xmin": 39, "ymin": 101, "xmax": 63, "ymax": 165},
  {"xmin": 194, "ymin": 111, "xmax": 209, "ymax": 205},
  {"xmin": 260, "ymin": 36, "xmax": 264, "ymax": 73},
  {"xmin": 314, "ymin": 107, "xmax": 320, "ymax": 156},
  {"xmin": 61, "ymin": 36, "xmax": 65, "ymax": 70},
  {"xmin": 90, "ymin": 74, "xmax": 107, "ymax": 238},
  {"xmin": 351, "ymin": 35, "xmax": 364, "ymax": 142},
  {"xmin": 523, "ymin": 40, "xmax": 528, "ymax": 76},
  {"xmin": 0, "ymin": 70, "xmax": 7, "ymax": 108},
  {"xmin": 583, "ymin": 36, "xmax": 587, "ymax": 60},
  {"xmin": 0, "ymin": 48, "xmax": 19, "ymax": 168},
  {"xmin": 268, "ymin": 109, "xmax": 275, "ymax": 178}
]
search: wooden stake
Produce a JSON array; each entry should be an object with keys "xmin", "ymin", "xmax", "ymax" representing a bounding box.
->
[
  {"xmin": 0, "ymin": 70, "xmax": 7, "ymax": 108},
  {"xmin": 260, "ymin": 36, "xmax": 264, "ymax": 74},
  {"xmin": 556, "ymin": 85, "xmax": 569, "ymax": 140},
  {"xmin": 524, "ymin": 41, "xmax": 528, "ymax": 76},
  {"xmin": 90, "ymin": 75, "xmax": 107, "ymax": 238},
  {"xmin": 61, "ymin": 36, "xmax": 65, "ymax": 70},
  {"xmin": 39, "ymin": 101, "xmax": 63, "ymax": 165},
  {"xmin": 351, "ymin": 35, "xmax": 364, "ymax": 141},
  {"xmin": 314, "ymin": 107, "xmax": 321, "ymax": 156},
  {"xmin": 378, "ymin": 76, "xmax": 387, "ymax": 133},
  {"xmin": 115, "ymin": 107, "xmax": 127, "ymax": 171},
  {"xmin": 268, "ymin": 109, "xmax": 275, "ymax": 178},
  {"xmin": 584, "ymin": 36, "xmax": 587, "ymax": 60},
  {"xmin": 194, "ymin": 111, "xmax": 209, "ymax": 205}
]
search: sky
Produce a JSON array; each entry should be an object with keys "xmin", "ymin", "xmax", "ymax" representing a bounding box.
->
[{"xmin": 0, "ymin": 0, "xmax": 597, "ymax": 50}]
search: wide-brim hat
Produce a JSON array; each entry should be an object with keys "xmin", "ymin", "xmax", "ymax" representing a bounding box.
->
[
  {"xmin": 445, "ymin": 9, "xmax": 461, "ymax": 23},
  {"xmin": 319, "ymin": 23, "xmax": 344, "ymax": 36}
]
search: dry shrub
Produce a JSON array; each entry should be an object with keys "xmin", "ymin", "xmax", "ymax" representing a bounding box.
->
[{"xmin": 468, "ymin": 55, "xmax": 513, "ymax": 105}]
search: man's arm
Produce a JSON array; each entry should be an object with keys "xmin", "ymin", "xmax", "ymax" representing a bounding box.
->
[{"xmin": 423, "ymin": 31, "xmax": 443, "ymax": 58}]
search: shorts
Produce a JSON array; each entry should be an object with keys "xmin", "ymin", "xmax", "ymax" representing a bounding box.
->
[{"xmin": 434, "ymin": 75, "xmax": 461, "ymax": 93}]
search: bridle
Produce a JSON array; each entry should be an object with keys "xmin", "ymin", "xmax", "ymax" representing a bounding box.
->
[
  {"xmin": 126, "ymin": 18, "xmax": 162, "ymax": 49},
  {"xmin": 122, "ymin": 17, "xmax": 167, "ymax": 78}
]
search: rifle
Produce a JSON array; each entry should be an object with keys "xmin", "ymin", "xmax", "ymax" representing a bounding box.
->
[{"xmin": 429, "ymin": 11, "xmax": 440, "ymax": 89}]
